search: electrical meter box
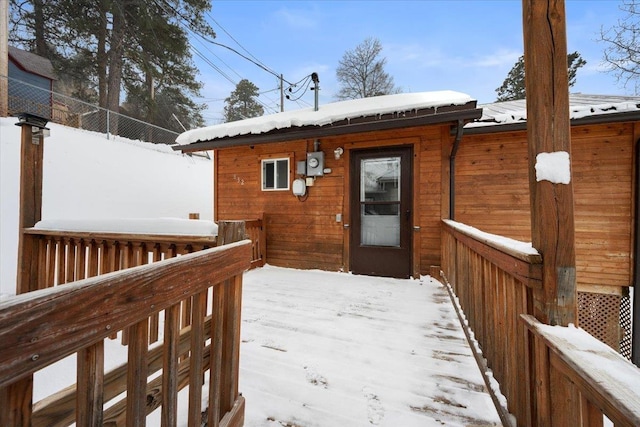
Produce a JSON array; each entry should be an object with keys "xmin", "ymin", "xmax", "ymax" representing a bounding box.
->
[
  {"xmin": 296, "ymin": 160, "xmax": 307, "ymax": 176},
  {"xmin": 306, "ymin": 151, "xmax": 325, "ymax": 176}
]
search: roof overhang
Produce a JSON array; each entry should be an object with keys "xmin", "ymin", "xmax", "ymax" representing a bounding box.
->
[
  {"xmin": 174, "ymin": 100, "xmax": 482, "ymax": 153},
  {"xmin": 464, "ymin": 107, "xmax": 640, "ymax": 135}
]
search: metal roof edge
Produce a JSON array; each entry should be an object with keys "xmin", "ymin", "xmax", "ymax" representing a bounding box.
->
[
  {"xmin": 463, "ymin": 110, "xmax": 640, "ymax": 135},
  {"xmin": 174, "ymin": 105, "xmax": 483, "ymax": 153}
]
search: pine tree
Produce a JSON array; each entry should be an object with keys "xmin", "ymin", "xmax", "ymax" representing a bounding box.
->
[
  {"xmin": 495, "ymin": 52, "xmax": 586, "ymax": 102},
  {"xmin": 335, "ymin": 37, "xmax": 399, "ymax": 100},
  {"xmin": 223, "ymin": 79, "xmax": 264, "ymax": 122},
  {"xmin": 9, "ymin": 0, "xmax": 211, "ymax": 130}
]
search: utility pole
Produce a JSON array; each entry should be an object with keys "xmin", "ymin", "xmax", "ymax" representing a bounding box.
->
[
  {"xmin": 0, "ymin": 0, "xmax": 9, "ymax": 117},
  {"xmin": 523, "ymin": 0, "xmax": 577, "ymax": 326},
  {"xmin": 280, "ymin": 74, "xmax": 284, "ymax": 112}
]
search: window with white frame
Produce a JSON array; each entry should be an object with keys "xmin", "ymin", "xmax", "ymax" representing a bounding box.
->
[{"xmin": 261, "ymin": 157, "xmax": 290, "ymax": 191}]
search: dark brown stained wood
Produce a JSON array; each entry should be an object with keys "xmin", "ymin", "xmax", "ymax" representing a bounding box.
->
[
  {"xmin": 126, "ymin": 320, "xmax": 149, "ymax": 427},
  {"xmin": 161, "ymin": 304, "xmax": 180, "ymax": 427},
  {"xmin": 227, "ymin": 275, "xmax": 243, "ymax": 407},
  {"xmin": 523, "ymin": 0, "xmax": 577, "ymax": 325},
  {"xmin": 217, "ymin": 221, "xmax": 247, "ymax": 247},
  {"xmin": 76, "ymin": 341, "xmax": 104, "ymax": 426},
  {"xmin": 7, "ymin": 123, "xmax": 43, "ymax": 426},
  {"xmin": 209, "ymin": 283, "xmax": 225, "ymax": 427},
  {"xmin": 187, "ymin": 291, "xmax": 207, "ymax": 426},
  {"xmin": 32, "ymin": 314, "xmax": 215, "ymax": 426},
  {"xmin": 17, "ymin": 125, "xmax": 43, "ymax": 292},
  {"xmin": 102, "ymin": 343, "xmax": 214, "ymax": 425},
  {"xmin": 533, "ymin": 332, "xmax": 552, "ymax": 426},
  {"xmin": 0, "ymin": 376, "xmax": 33, "ymax": 427},
  {"xmin": 0, "ymin": 241, "xmax": 251, "ymax": 388}
]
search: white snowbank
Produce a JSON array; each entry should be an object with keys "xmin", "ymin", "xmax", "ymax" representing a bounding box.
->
[
  {"xmin": 176, "ymin": 91, "xmax": 475, "ymax": 144},
  {"xmin": 0, "ymin": 117, "xmax": 213, "ymax": 297},
  {"xmin": 34, "ymin": 218, "xmax": 218, "ymax": 236}
]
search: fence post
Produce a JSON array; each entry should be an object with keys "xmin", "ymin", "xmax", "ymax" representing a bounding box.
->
[
  {"xmin": 217, "ymin": 221, "xmax": 247, "ymax": 247},
  {"xmin": 106, "ymin": 109, "xmax": 110, "ymax": 140}
]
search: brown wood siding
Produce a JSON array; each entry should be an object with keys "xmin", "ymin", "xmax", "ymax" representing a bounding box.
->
[
  {"xmin": 456, "ymin": 122, "xmax": 635, "ymax": 291},
  {"xmin": 214, "ymin": 126, "xmax": 452, "ymax": 274},
  {"xmin": 418, "ymin": 126, "xmax": 447, "ymax": 272},
  {"xmin": 215, "ymin": 140, "xmax": 345, "ymax": 271}
]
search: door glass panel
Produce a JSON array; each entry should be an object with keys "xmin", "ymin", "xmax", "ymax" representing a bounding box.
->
[{"xmin": 360, "ymin": 157, "xmax": 400, "ymax": 247}]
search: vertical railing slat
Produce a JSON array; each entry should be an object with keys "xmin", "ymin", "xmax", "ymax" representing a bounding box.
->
[
  {"xmin": 187, "ymin": 291, "xmax": 207, "ymax": 426},
  {"xmin": 76, "ymin": 341, "xmax": 104, "ymax": 426},
  {"xmin": 126, "ymin": 320, "xmax": 148, "ymax": 427},
  {"xmin": 227, "ymin": 275, "xmax": 243, "ymax": 408},
  {"xmin": 208, "ymin": 282, "xmax": 225, "ymax": 427},
  {"xmin": 161, "ymin": 304, "xmax": 180, "ymax": 427}
]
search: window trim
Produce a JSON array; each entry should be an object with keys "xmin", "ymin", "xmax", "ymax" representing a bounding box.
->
[{"xmin": 261, "ymin": 157, "xmax": 290, "ymax": 191}]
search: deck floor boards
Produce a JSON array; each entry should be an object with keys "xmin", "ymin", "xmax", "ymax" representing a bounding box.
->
[{"xmin": 239, "ymin": 265, "xmax": 503, "ymax": 427}]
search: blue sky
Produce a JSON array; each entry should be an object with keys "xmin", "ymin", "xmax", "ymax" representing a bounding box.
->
[{"xmin": 192, "ymin": 1, "xmax": 628, "ymax": 125}]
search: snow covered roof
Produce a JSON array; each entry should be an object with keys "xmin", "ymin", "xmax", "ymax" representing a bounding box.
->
[
  {"xmin": 175, "ymin": 91, "xmax": 481, "ymax": 152},
  {"xmin": 8, "ymin": 46, "xmax": 57, "ymax": 81},
  {"xmin": 466, "ymin": 94, "xmax": 640, "ymax": 133}
]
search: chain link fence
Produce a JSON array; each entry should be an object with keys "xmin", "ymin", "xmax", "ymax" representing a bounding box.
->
[{"xmin": 2, "ymin": 75, "xmax": 180, "ymax": 145}]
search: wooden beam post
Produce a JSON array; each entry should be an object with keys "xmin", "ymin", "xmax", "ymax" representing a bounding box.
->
[
  {"xmin": 1, "ymin": 120, "xmax": 46, "ymax": 427},
  {"xmin": 16, "ymin": 123, "xmax": 44, "ymax": 294},
  {"xmin": 523, "ymin": 0, "xmax": 577, "ymax": 326}
]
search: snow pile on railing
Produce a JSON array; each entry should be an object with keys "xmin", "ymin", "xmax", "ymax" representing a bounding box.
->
[{"xmin": 33, "ymin": 218, "xmax": 218, "ymax": 236}]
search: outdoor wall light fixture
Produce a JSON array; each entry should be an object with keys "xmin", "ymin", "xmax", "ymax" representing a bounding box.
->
[
  {"xmin": 334, "ymin": 147, "xmax": 344, "ymax": 160},
  {"xmin": 15, "ymin": 112, "xmax": 50, "ymax": 138},
  {"xmin": 16, "ymin": 112, "xmax": 49, "ymax": 129}
]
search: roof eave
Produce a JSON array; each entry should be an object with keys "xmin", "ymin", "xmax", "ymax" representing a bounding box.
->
[
  {"xmin": 464, "ymin": 109, "xmax": 640, "ymax": 135},
  {"xmin": 174, "ymin": 104, "xmax": 483, "ymax": 153}
]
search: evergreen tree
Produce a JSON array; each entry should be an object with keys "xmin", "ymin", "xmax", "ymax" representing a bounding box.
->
[
  {"xmin": 9, "ymin": 0, "xmax": 211, "ymax": 130},
  {"xmin": 495, "ymin": 52, "xmax": 586, "ymax": 102},
  {"xmin": 223, "ymin": 79, "xmax": 264, "ymax": 122},
  {"xmin": 335, "ymin": 37, "xmax": 399, "ymax": 100}
]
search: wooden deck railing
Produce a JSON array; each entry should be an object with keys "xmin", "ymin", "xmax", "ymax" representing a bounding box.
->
[
  {"xmin": 0, "ymin": 240, "xmax": 251, "ymax": 426},
  {"xmin": 441, "ymin": 219, "xmax": 640, "ymax": 426},
  {"xmin": 523, "ymin": 314, "xmax": 640, "ymax": 427},
  {"xmin": 17, "ymin": 218, "xmax": 264, "ymax": 348},
  {"xmin": 21, "ymin": 218, "xmax": 265, "ymax": 291},
  {"xmin": 441, "ymin": 219, "xmax": 542, "ymax": 426}
]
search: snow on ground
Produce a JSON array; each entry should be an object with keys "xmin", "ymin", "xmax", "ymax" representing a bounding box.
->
[
  {"xmin": 237, "ymin": 265, "xmax": 502, "ymax": 427},
  {"xmin": 1, "ymin": 116, "xmax": 503, "ymax": 425},
  {"xmin": 29, "ymin": 264, "xmax": 503, "ymax": 426},
  {"xmin": 0, "ymin": 117, "xmax": 213, "ymax": 297}
]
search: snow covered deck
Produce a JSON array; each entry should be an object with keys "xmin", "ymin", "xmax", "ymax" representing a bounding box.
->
[{"xmin": 238, "ymin": 266, "xmax": 502, "ymax": 426}]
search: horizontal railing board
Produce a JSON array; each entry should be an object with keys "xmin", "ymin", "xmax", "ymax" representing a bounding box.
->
[
  {"xmin": 23, "ymin": 228, "xmax": 218, "ymax": 246},
  {"xmin": 443, "ymin": 220, "xmax": 542, "ymax": 289},
  {"xmin": 522, "ymin": 314, "xmax": 640, "ymax": 427},
  {"xmin": 0, "ymin": 240, "xmax": 251, "ymax": 389}
]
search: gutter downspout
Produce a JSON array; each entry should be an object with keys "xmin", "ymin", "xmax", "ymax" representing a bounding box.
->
[
  {"xmin": 449, "ymin": 119, "xmax": 465, "ymax": 220},
  {"xmin": 633, "ymin": 138, "xmax": 640, "ymax": 367}
]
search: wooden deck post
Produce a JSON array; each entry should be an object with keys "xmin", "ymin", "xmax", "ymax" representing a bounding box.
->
[
  {"xmin": 217, "ymin": 221, "xmax": 247, "ymax": 247},
  {"xmin": 522, "ymin": 0, "xmax": 577, "ymax": 327},
  {"xmin": 1, "ymin": 117, "xmax": 47, "ymax": 426}
]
